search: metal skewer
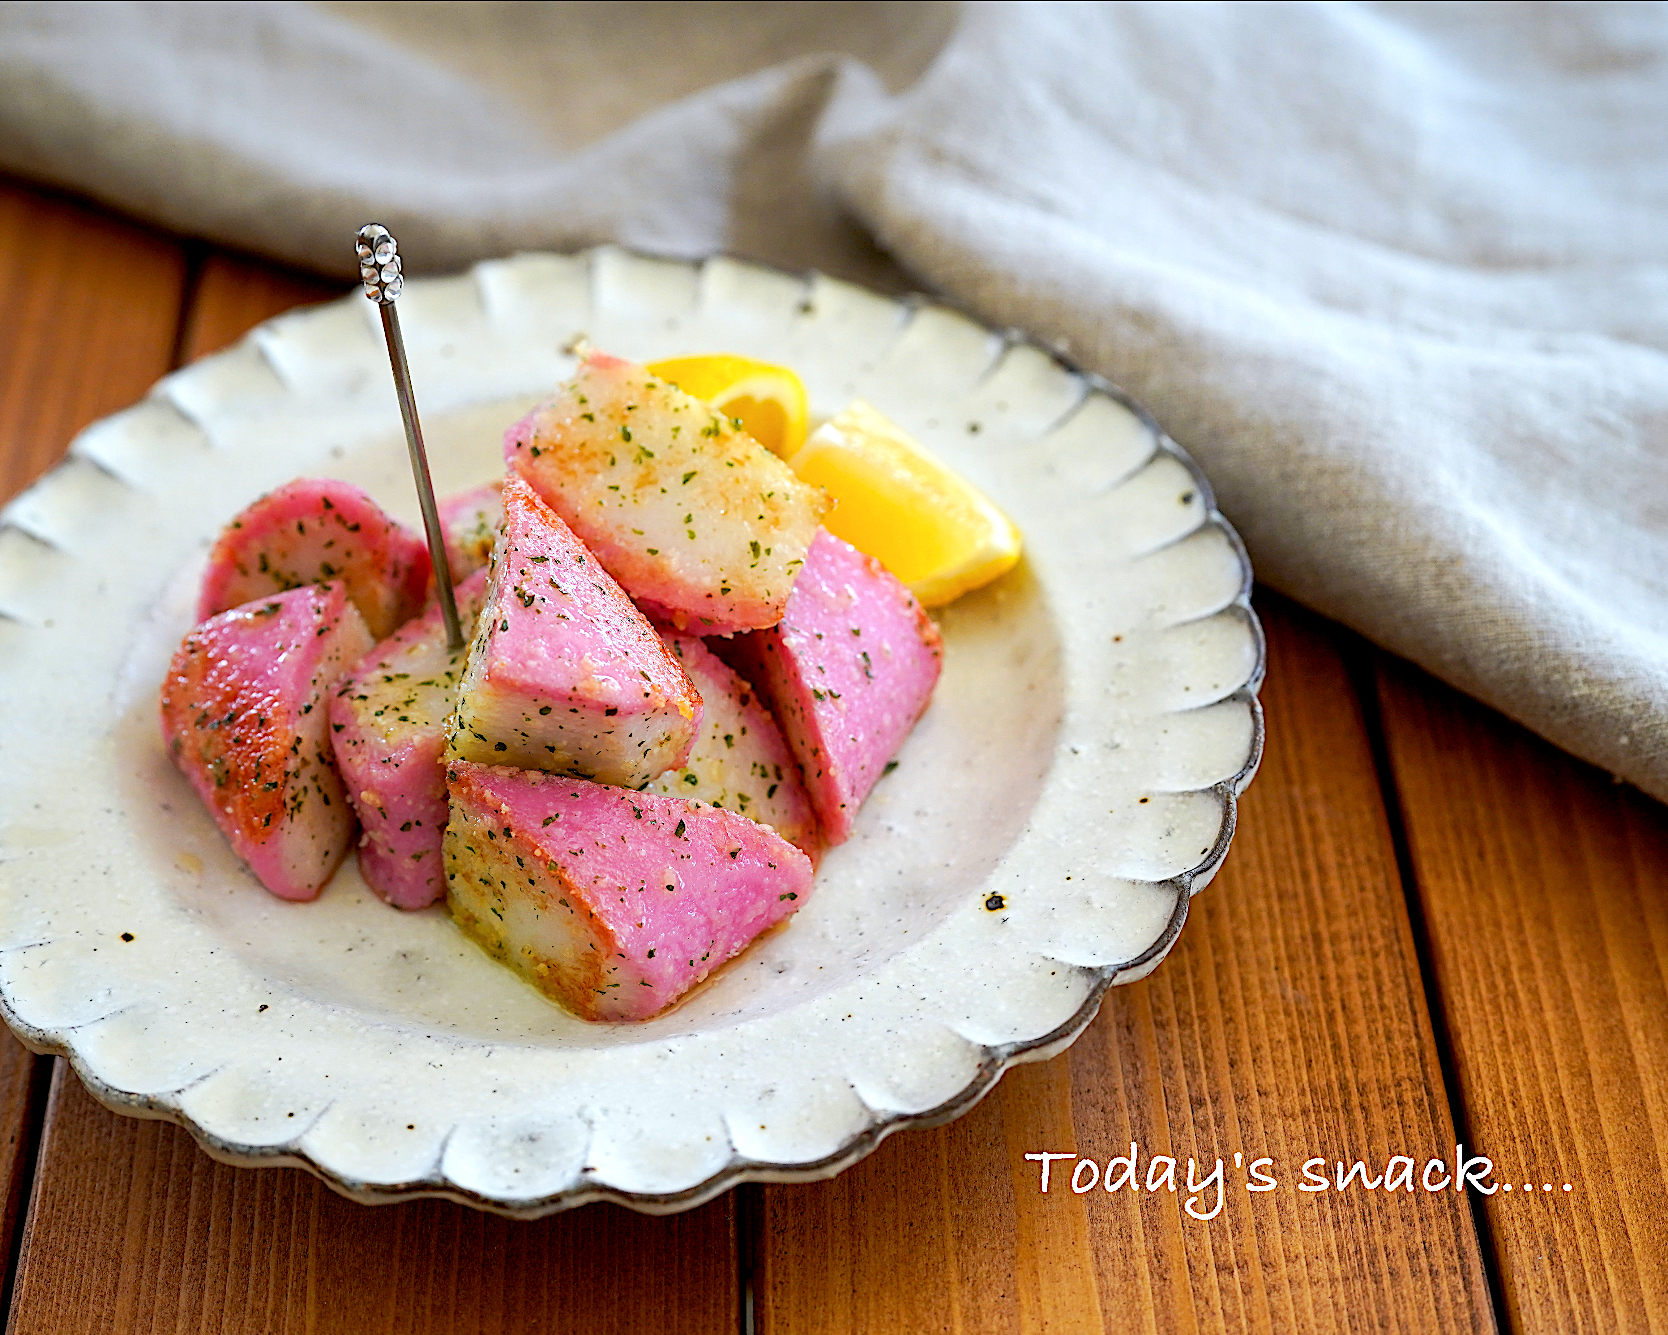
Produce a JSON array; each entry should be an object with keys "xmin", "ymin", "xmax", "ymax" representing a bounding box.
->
[{"xmin": 357, "ymin": 224, "xmax": 464, "ymax": 650}]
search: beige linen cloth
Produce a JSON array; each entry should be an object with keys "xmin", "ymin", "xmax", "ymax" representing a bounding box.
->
[{"xmin": 2, "ymin": 1, "xmax": 1665, "ymax": 800}]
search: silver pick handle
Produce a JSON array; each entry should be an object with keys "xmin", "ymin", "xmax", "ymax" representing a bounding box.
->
[{"xmin": 356, "ymin": 224, "xmax": 464, "ymax": 651}]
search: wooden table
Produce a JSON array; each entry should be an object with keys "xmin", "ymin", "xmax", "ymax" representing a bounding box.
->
[{"xmin": 1, "ymin": 174, "xmax": 1664, "ymax": 1334}]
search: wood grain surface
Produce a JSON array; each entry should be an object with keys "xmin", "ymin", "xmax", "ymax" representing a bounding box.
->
[
  {"xmin": 0, "ymin": 1041, "xmax": 47, "ymax": 1324},
  {"xmin": 177, "ymin": 251, "xmax": 338, "ymax": 364},
  {"xmin": 752, "ymin": 597, "xmax": 1497, "ymax": 1335},
  {"xmin": 1378, "ymin": 657, "xmax": 1668, "ymax": 1335},
  {"xmin": 9, "ymin": 1068, "xmax": 737, "ymax": 1335},
  {"xmin": 0, "ymin": 177, "xmax": 186, "ymax": 503},
  {"xmin": 3, "ymin": 169, "xmax": 1663, "ymax": 1334}
]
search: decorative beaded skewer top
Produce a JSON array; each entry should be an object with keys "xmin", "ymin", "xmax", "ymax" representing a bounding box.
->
[{"xmin": 357, "ymin": 223, "xmax": 403, "ymax": 304}]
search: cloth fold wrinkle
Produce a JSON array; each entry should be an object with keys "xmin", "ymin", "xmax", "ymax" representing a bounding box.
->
[{"xmin": 1, "ymin": 0, "xmax": 1664, "ymax": 800}]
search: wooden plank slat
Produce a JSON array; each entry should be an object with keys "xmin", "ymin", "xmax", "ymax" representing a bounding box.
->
[
  {"xmin": 0, "ymin": 1041, "xmax": 48, "ymax": 1311},
  {"xmin": 754, "ymin": 595, "xmax": 1497, "ymax": 1334},
  {"xmin": 1378, "ymin": 655, "xmax": 1668, "ymax": 1334},
  {"xmin": 0, "ymin": 176, "xmax": 188, "ymax": 505},
  {"xmin": 178, "ymin": 251, "xmax": 338, "ymax": 363},
  {"xmin": 9, "ymin": 1068, "xmax": 736, "ymax": 1335}
]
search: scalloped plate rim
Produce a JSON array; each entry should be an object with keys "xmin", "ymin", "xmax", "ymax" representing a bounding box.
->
[{"xmin": 0, "ymin": 245, "xmax": 1264, "ymax": 1217}]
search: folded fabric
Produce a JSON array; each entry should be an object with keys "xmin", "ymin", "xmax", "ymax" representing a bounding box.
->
[{"xmin": 2, "ymin": 0, "xmax": 1664, "ymax": 799}]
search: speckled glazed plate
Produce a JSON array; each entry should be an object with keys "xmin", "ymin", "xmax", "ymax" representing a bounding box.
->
[{"xmin": 0, "ymin": 248, "xmax": 1262, "ymax": 1216}]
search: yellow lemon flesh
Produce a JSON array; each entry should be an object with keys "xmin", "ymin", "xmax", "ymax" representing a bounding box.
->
[
  {"xmin": 787, "ymin": 400, "xmax": 1022, "ymax": 608},
  {"xmin": 646, "ymin": 354, "xmax": 810, "ymax": 459}
]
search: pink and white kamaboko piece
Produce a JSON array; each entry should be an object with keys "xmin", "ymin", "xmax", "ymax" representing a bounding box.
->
[
  {"xmin": 330, "ymin": 571, "xmax": 489, "ymax": 910},
  {"xmin": 438, "ymin": 481, "xmax": 504, "ymax": 581},
  {"xmin": 197, "ymin": 478, "xmax": 431, "ymax": 641},
  {"xmin": 730, "ymin": 530, "xmax": 943, "ymax": 845},
  {"xmin": 444, "ymin": 762, "xmax": 814, "ymax": 1021},
  {"xmin": 647, "ymin": 635, "xmax": 821, "ymax": 861},
  {"xmin": 447, "ymin": 474, "xmax": 700, "ymax": 786},
  {"xmin": 160, "ymin": 583, "xmax": 375, "ymax": 901},
  {"xmin": 505, "ymin": 351, "xmax": 827, "ymax": 635}
]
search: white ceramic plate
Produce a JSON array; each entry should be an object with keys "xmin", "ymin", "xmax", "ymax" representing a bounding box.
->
[{"xmin": 0, "ymin": 248, "xmax": 1262, "ymax": 1216}]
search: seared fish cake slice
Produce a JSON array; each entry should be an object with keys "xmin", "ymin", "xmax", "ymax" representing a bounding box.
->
[
  {"xmin": 506, "ymin": 351, "xmax": 827, "ymax": 635},
  {"xmin": 448, "ymin": 474, "xmax": 701, "ymax": 786},
  {"xmin": 445, "ymin": 762, "xmax": 813, "ymax": 1021},
  {"xmin": 727, "ymin": 531, "xmax": 942, "ymax": 845},
  {"xmin": 647, "ymin": 634, "xmax": 821, "ymax": 862},
  {"xmin": 162, "ymin": 583, "xmax": 374, "ymax": 900},
  {"xmin": 198, "ymin": 478, "xmax": 429, "ymax": 641},
  {"xmin": 331, "ymin": 570, "xmax": 489, "ymax": 909}
]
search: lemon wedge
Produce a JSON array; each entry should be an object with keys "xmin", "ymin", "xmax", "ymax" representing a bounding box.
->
[
  {"xmin": 788, "ymin": 400, "xmax": 1022, "ymax": 607},
  {"xmin": 646, "ymin": 354, "xmax": 810, "ymax": 459}
]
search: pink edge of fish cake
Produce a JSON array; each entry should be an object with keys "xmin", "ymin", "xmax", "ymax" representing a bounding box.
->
[
  {"xmin": 448, "ymin": 474, "xmax": 701, "ymax": 787},
  {"xmin": 444, "ymin": 762, "xmax": 814, "ymax": 1021},
  {"xmin": 330, "ymin": 570, "xmax": 490, "ymax": 910},
  {"xmin": 647, "ymin": 635, "xmax": 822, "ymax": 863},
  {"xmin": 729, "ymin": 530, "xmax": 943, "ymax": 845},
  {"xmin": 438, "ymin": 480, "xmax": 504, "ymax": 580},
  {"xmin": 504, "ymin": 351, "xmax": 827, "ymax": 636},
  {"xmin": 197, "ymin": 478, "xmax": 431, "ymax": 641},
  {"xmin": 161, "ymin": 583, "xmax": 375, "ymax": 901}
]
